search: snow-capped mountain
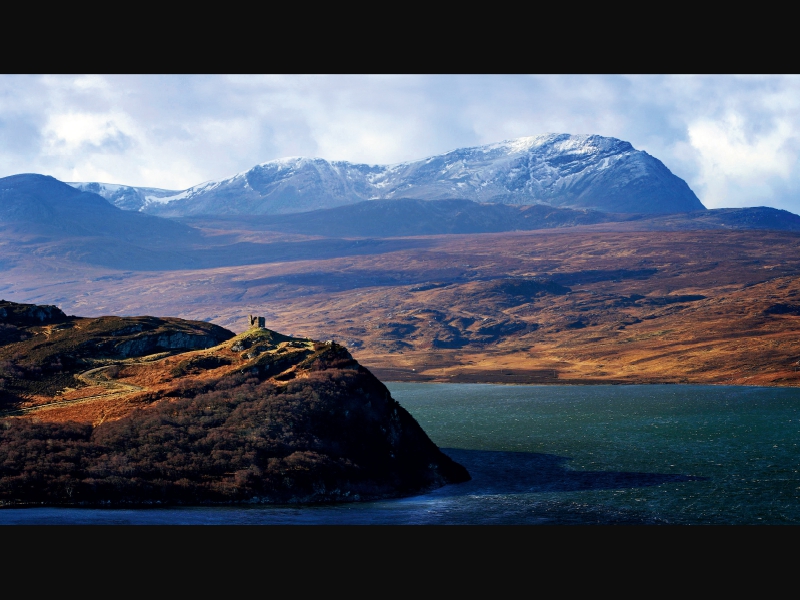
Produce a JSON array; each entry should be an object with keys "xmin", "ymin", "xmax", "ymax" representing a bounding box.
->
[
  {"xmin": 66, "ymin": 182, "xmax": 181, "ymax": 211},
  {"xmin": 70, "ymin": 134, "xmax": 705, "ymax": 216}
]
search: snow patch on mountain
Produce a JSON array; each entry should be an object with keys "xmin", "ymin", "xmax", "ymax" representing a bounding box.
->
[{"xmin": 67, "ymin": 182, "xmax": 181, "ymax": 212}]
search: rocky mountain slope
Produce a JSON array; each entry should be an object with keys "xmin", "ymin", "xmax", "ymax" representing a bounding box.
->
[
  {"xmin": 70, "ymin": 134, "xmax": 705, "ymax": 216},
  {"xmin": 0, "ymin": 301, "xmax": 469, "ymax": 506}
]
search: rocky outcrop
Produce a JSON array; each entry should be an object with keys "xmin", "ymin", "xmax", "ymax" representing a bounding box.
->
[
  {"xmin": 111, "ymin": 331, "xmax": 226, "ymax": 357},
  {"xmin": 0, "ymin": 300, "xmax": 68, "ymax": 326}
]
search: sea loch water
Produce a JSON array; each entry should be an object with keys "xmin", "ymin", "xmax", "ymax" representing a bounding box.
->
[{"xmin": 1, "ymin": 384, "xmax": 798, "ymax": 524}]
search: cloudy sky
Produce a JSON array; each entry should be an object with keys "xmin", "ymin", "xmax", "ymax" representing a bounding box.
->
[{"xmin": 2, "ymin": 75, "xmax": 799, "ymax": 213}]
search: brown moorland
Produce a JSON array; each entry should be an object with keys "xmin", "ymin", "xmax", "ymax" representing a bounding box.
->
[{"xmin": 2, "ymin": 228, "xmax": 800, "ymax": 387}]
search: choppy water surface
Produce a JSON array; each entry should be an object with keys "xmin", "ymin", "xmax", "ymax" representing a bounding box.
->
[{"xmin": 2, "ymin": 384, "xmax": 799, "ymax": 524}]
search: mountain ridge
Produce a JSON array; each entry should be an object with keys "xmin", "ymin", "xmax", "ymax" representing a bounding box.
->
[{"xmin": 69, "ymin": 133, "xmax": 705, "ymax": 216}]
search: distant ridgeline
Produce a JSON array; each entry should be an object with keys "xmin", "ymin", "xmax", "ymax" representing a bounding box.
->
[
  {"xmin": 177, "ymin": 200, "xmax": 800, "ymax": 238},
  {"xmin": 2, "ymin": 172, "xmax": 799, "ymax": 276},
  {"xmin": 69, "ymin": 134, "xmax": 705, "ymax": 216},
  {"xmin": 0, "ymin": 301, "xmax": 469, "ymax": 506}
]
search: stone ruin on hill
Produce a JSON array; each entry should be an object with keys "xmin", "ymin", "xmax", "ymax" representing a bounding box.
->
[{"xmin": 248, "ymin": 315, "xmax": 266, "ymax": 329}]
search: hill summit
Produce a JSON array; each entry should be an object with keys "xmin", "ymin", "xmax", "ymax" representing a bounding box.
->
[{"xmin": 0, "ymin": 301, "xmax": 469, "ymax": 506}]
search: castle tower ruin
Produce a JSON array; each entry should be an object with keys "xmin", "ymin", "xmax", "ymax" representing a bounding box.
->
[{"xmin": 248, "ymin": 315, "xmax": 266, "ymax": 329}]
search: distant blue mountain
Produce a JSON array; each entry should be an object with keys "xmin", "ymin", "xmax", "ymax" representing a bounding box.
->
[{"xmin": 0, "ymin": 174, "xmax": 196, "ymax": 242}]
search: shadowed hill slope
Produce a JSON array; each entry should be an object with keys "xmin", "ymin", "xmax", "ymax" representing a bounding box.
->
[
  {"xmin": 181, "ymin": 199, "xmax": 616, "ymax": 237},
  {"xmin": 180, "ymin": 200, "xmax": 800, "ymax": 239},
  {"xmin": 0, "ymin": 174, "xmax": 198, "ymax": 243},
  {"xmin": 621, "ymin": 206, "xmax": 800, "ymax": 231}
]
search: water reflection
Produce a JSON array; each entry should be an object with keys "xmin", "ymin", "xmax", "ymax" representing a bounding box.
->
[{"xmin": 435, "ymin": 448, "xmax": 703, "ymax": 497}]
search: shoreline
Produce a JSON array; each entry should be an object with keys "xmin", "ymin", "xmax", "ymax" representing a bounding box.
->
[
  {"xmin": 368, "ymin": 362, "xmax": 800, "ymax": 388},
  {"xmin": 377, "ymin": 374, "xmax": 800, "ymax": 388}
]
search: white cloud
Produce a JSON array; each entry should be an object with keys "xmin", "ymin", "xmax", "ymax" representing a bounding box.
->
[
  {"xmin": 688, "ymin": 112, "xmax": 800, "ymax": 209},
  {"xmin": 43, "ymin": 111, "xmax": 138, "ymax": 155},
  {"xmin": 71, "ymin": 75, "xmax": 112, "ymax": 93}
]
